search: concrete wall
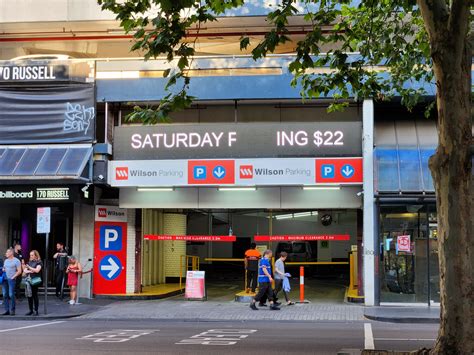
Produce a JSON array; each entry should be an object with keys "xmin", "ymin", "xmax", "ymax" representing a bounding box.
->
[{"xmin": 126, "ymin": 209, "xmax": 136, "ymax": 293}]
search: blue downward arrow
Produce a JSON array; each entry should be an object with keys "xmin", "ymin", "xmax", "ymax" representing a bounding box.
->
[
  {"xmin": 213, "ymin": 166, "xmax": 226, "ymax": 179},
  {"xmin": 341, "ymin": 164, "xmax": 355, "ymax": 178}
]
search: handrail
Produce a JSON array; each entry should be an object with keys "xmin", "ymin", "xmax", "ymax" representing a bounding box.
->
[{"xmin": 179, "ymin": 255, "xmax": 200, "ymax": 290}]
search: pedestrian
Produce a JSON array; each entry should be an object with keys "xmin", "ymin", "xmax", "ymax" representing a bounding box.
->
[
  {"xmin": 2, "ymin": 248, "xmax": 22, "ymax": 315},
  {"xmin": 66, "ymin": 256, "xmax": 82, "ymax": 305},
  {"xmin": 274, "ymin": 251, "xmax": 295, "ymax": 306},
  {"xmin": 53, "ymin": 242, "xmax": 68, "ymax": 299},
  {"xmin": 250, "ymin": 249, "xmax": 280, "ymax": 310},
  {"xmin": 23, "ymin": 250, "xmax": 42, "ymax": 316},
  {"xmin": 13, "ymin": 243, "xmax": 24, "ymax": 301},
  {"xmin": 244, "ymin": 243, "xmax": 261, "ymax": 293}
]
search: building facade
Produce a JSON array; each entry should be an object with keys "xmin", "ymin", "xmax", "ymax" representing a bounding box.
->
[{"xmin": 1, "ymin": 0, "xmax": 468, "ymax": 306}]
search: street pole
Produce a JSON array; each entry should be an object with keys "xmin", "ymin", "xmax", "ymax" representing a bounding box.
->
[{"xmin": 44, "ymin": 232, "xmax": 49, "ymax": 315}]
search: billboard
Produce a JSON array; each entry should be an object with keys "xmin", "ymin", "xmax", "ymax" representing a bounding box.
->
[
  {"xmin": 113, "ymin": 122, "xmax": 362, "ymax": 160},
  {"xmin": 0, "ymin": 85, "xmax": 95, "ymax": 143}
]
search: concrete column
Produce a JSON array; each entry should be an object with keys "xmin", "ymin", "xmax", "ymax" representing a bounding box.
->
[
  {"xmin": 362, "ymin": 99, "xmax": 377, "ymax": 306},
  {"xmin": 126, "ymin": 210, "xmax": 136, "ymax": 293},
  {"xmin": 73, "ymin": 202, "xmax": 95, "ymax": 299}
]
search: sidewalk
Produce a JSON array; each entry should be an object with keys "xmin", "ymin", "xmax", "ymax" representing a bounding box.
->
[
  {"xmin": 364, "ymin": 306, "xmax": 440, "ymax": 323},
  {"xmin": 0, "ymin": 297, "xmax": 112, "ymax": 321},
  {"xmin": 80, "ymin": 298, "xmax": 366, "ymax": 322}
]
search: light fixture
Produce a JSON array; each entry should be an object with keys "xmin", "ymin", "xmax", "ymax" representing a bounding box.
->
[
  {"xmin": 218, "ymin": 187, "xmax": 256, "ymax": 191},
  {"xmin": 303, "ymin": 186, "xmax": 341, "ymax": 190},
  {"xmin": 137, "ymin": 187, "xmax": 174, "ymax": 192},
  {"xmin": 275, "ymin": 211, "xmax": 319, "ymax": 220}
]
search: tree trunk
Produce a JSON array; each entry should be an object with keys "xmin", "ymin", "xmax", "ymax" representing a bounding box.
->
[{"xmin": 428, "ymin": 27, "xmax": 473, "ymax": 354}]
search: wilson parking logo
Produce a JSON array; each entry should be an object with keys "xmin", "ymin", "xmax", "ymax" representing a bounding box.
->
[
  {"xmin": 98, "ymin": 208, "xmax": 107, "ymax": 218},
  {"xmin": 115, "ymin": 167, "xmax": 129, "ymax": 180},
  {"xmin": 239, "ymin": 165, "xmax": 253, "ymax": 179}
]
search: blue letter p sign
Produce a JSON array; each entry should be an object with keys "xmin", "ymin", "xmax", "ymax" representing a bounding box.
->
[
  {"xmin": 193, "ymin": 166, "xmax": 207, "ymax": 179},
  {"xmin": 100, "ymin": 225, "xmax": 123, "ymax": 251}
]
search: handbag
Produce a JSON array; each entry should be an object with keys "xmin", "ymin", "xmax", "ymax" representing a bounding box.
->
[{"xmin": 30, "ymin": 276, "xmax": 42, "ymax": 286}]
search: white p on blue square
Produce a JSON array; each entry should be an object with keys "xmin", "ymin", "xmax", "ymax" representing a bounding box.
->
[
  {"xmin": 100, "ymin": 225, "xmax": 122, "ymax": 251},
  {"xmin": 321, "ymin": 164, "xmax": 335, "ymax": 178},
  {"xmin": 193, "ymin": 166, "xmax": 207, "ymax": 179}
]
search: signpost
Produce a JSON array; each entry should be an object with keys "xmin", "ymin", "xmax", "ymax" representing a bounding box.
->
[
  {"xmin": 37, "ymin": 207, "xmax": 51, "ymax": 315},
  {"xmin": 185, "ymin": 271, "xmax": 206, "ymax": 300}
]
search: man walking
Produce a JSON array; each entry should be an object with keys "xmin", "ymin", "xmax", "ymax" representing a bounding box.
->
[
  {"xmin": 250, "ymin": 249, "xmax": 280, "ymax": 311},
  {"xmin": 274, "ymin": 251, "xmax": 295, "ymax": 306},
  {"xmin": 13, "ymin": 243, "xmax": 24, "ymax": 301},
  {"xmin": 2, "ymin": 248, "xmax": 22, "ymax": 315},
  {"xmin": 244, "ymin": 243, "xmax": 260, "ymax": 293},
  {"xmin": 53, "ymin": 242, "xmax": 68, "ymax": 299}
]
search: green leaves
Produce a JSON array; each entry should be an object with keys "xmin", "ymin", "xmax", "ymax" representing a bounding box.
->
[{"xmin": 100, "ymin": 0, "xmax": 436, "ymax": 122}]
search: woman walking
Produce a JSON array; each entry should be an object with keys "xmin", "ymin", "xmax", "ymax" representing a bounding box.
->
[
  {"xmin": 23, "ymin": 250, "xmax": 42, "ymax": 316},
  {"xmin": 66, "ymin": 256, "xmax": 82, "ymax": 305}
]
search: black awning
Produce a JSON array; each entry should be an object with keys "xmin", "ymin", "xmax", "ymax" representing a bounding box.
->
[{"xmin": 0, "ymin": 145, "xmax": 92, "ymax": 181}]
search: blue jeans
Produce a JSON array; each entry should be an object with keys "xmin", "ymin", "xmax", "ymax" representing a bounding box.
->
[{"xmin": 2, "ymin": 278, "xmax": 16, "ymax": 312}]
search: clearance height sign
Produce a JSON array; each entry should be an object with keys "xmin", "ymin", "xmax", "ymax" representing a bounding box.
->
[
  {"xmin": 94, "ymin": 206, "xmax": 128, "ymax": 295},
  {"xmin": 109, "ymin": 157, "xmax": 363, "ymax": 187}
]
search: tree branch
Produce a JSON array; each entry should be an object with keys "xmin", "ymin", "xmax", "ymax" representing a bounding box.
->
[
  {"xmin": 448, "ymin": 0, "xmax": 471, "ymax": 60},
  {"xmin": 416, "ymin": 0, "xmax": 449, "ymax": 39}
]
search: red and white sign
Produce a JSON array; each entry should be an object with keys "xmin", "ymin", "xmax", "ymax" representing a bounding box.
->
[
  {"xmin": 397, "ymin": 235, "xmax": 411, "ymax": 252},
  {"xmin": 93, "ymin": 206, "xmax": 128, "ymax": 295},
  {"xmin": 239, "ymin": 165, "xmax": 254, "ymax": 179},
  {"xmin": 95, "ymin": 205, "xmax": 128, "ymax": 222},
  {"xmin": 144, "ymin": 235, "xmax": 236, "ymax": 242},
  {"xmin": 188, "ymin": 160, "xmax": 235, "ymax": 185},
  {"xmin": 254, "ymin": 235, "xmax": 350, "ymax": 241},
  {"xmin": 115, "ymin": 167, "xmax": 129, "ymax": 180},
  {"xmin": 315, "ymin": 157, "xmax": 363, "ymax": 184},
  {"xmin": 185, "ymin": 271, "xmax": 206, "ymax": 300}
]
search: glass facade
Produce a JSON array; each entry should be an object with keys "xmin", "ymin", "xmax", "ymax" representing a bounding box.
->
[{"xmin": 379, "ymin": 204, "xmax": 439, "ymax": 304}]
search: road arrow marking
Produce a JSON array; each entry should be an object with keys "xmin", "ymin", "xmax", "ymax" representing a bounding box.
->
[{"xmin": 101, "ymin": 257, "xmax": 120, "ymax": 279}]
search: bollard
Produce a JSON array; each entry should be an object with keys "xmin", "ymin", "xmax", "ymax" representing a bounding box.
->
[{"xmin": 299, "ymin": 266, "xmax": 304, "ymax": 303}]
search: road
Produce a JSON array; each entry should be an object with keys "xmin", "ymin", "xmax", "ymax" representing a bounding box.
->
[{"xmin": 0, "ymin": 319, "xmax": 438, "ymax": 354}]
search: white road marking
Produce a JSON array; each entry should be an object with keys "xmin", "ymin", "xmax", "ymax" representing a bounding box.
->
[
  {"xmin": 176, "ymin": 329, "xmax": 257, "ymax": 346},
  {"xmin": 375, "ymin": 338, "xmax": 436, "ymax": 341},
  {"xmin": 77, "ymin": 329, "xmax": 158, "ymax": 343},
  {"xmin": 0, "ymin": 321, "xmax": 65, "ymax": 333},
  {"xmin": 364, "ymin": 323, "xmax": 375, "ymax": 350}
]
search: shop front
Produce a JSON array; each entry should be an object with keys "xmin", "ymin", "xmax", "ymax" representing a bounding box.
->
[
  {"xmin": 104, "ymin": 117, "xmax": 365, "ymax": 301},
  {"xmin": 0, "ymin": 59, "xmax": 96, "ymax": 297}
]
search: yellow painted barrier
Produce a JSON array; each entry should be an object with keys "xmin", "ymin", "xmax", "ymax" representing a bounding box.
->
[
  {"xmin": 285, "ymin": 261, "xmax": 349, "ymax": 265},
  {"xmin": 179, "ymin": 255, "xmax": 200, "ymax": 290}
]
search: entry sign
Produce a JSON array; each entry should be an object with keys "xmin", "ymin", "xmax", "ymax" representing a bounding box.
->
[
  {"xmin": 397, "ymin": 235, "xmax": 411, "ymax": 252},
  {"xmin": 185, "ymin": 271, "xmax": 206, "ymax": 300},
  {"xmin": 37, "ymin": 207, "xmax": 51, "ymax": 234},
  {"xmin": 93, "ymin": 205, "xmax": 128, "ymax": 295}
]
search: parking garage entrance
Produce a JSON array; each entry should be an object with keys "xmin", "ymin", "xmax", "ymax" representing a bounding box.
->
[{"xmin": 140, "ymin": 209, "xmax": 361, "ymax": 303}]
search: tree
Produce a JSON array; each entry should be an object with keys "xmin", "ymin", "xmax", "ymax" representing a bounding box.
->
[{"xmin": 98, "ymin": 0, "xmax": 472, "ymax": 353}]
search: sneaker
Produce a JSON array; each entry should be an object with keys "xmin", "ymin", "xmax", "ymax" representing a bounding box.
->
[
  {"xmin": 249, "ymin": 303, "xmax": 258, "ymax": 311},
  {"xmin": 258, "ymin": 303, "xmax": 267, "ymax": 307},
  {"xmin": 287, "ymin": 301, "xmax": 295, "ymax": 306},
  {"xmin": 69, "ymin": 300, "xmax": 75, "ymax": 305},
  {"xmin": 25, "ymin": 311, "xmax": 33, "ymax": 316},
  {"xmin": 10, "ymin": 311, "xmax": 15, "ymax": 316},
  {"xmin": 2, "ymin": 311, "xmax": 10, "ymax": 316},
  {"xmin": 274, "ymin": 302, "xmax": 282, "ymax": 306},
  {"xmin": 33, "ymin": 311, "xmax": 39, "ymax": 316},
  {"xmin": 270, "ymin": 305, "xmax": 280, "ymax": 310}
]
